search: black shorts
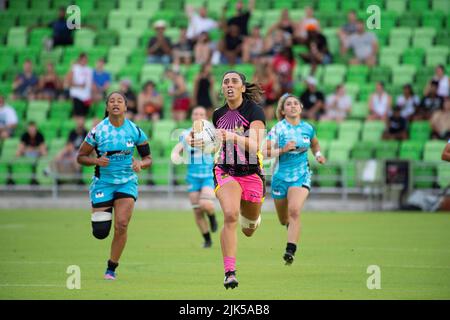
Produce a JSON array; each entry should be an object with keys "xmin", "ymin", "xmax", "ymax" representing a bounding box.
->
[{"xmin": 72, "ymin": 98, "xmax": 89, "ymax": 117}]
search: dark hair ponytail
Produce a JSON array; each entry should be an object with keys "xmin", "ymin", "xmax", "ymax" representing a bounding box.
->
[
  {"xmin": 104, "ymin": 91, "xmax": 128, "ymax": 118},
  {"xmin": 223, "ymin": 70, "xmax": 265, "ymax": 105}
]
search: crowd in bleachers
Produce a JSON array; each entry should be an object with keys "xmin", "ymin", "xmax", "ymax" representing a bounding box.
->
[{"xmin": 0, "ymin": 0, "xmax": 449, "ymax": 188}]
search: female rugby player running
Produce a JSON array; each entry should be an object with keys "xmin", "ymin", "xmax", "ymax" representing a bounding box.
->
[
  {"xmin": 171, "ymin": 106, "xmax": 218, "ymax": 248},
  {"xmin": 77, "ymin": 92, "xmax": 152, "ymax": 280},
  {"xmin": 263, "ymin": 94, "xmax": 326, "ymax": 265},
  {"xmin": 193, "ymin": 71, "xmax": 266, "ymax": 289}
]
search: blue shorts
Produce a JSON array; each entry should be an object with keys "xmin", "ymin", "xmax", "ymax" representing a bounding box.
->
[
  {"xmin": 271, "ymin": 174, "xmax": 311, "ymax": 199},
  {"xmin": 187, "ymin": 175, "xmax": 215, "ymax": 193},
  {"xmin": 89, "ymin": 178, "xmax": 138, "ymax": 208}
]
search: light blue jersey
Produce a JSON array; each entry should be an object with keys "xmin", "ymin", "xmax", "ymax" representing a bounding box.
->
[
  {"xmin": 180, "ymin": 128, "xmax": 214, "ymax": 179},
  {"xmin": 85, "ymin": 118, "xmax": 148, "ymax": 185},
  {"xmin": 266, "ymin": 119, "xmax": 315, "ymax": 183}
]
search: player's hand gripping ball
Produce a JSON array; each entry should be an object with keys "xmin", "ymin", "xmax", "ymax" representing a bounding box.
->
[{"xmin": 192, "ymin": 119, "xmax": 219, "ymax": 153}]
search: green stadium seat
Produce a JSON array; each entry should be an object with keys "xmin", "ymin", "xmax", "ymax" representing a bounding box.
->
[
  {"xmin": 386, "ymin": 0, "xmax": 406, "ymax": 13},
  {"xmin": 11, "ymin": 158, "xmax": 35, "ymax": 185},
  {"xmin": 105, "ymin": 47, "xmax": 130, "ymax": 75},
  {"xmin": 399, "ymin": 140, "xmax": 423, "ymax": 160},
  {"xmin": 341, "ymin": 0, "xmax": 361, "ymax": 11},
  {"xmin": 95, "ymin": 30, "xmax": 118, "ymax": 47},
  {"xmin": 413, "ymin": 162, "xmax": 436, "ymax": 188},
  {"xmin": 0, "ymin": 138, "xmax": 20, "ymax": 162},
  {"xmin": 118, "ymin": 0, "xmax": 140, "ymax": 11},
  {"xmin": 426, "ymin": 46, "xmax": 449, "ymax": 67},
  {"xmin": 160, "ymin": 0, "xmax": 185, "ymax": 10},
  {"xmin": 108, "ymin": 11, "xmax": 129, "ymax": 31},
  {"xmin": 130, "ymin": 12, "xmax": 151, "ymax": 30},
  {"xmin": 316, "ymin": 121, "xmax": 338, "ymax": 141},
  {"xmin": 141, "ymin": 0, "xmax": 161, "ymax": 11},
  {"xmin": 412, "ymin": 28, "xmax": 436, "ymax": 49},
  {"xmin": 398, "ymin": 12, "xmax": 420, "ymax": 28},
  {"xmin": 141, "ymin": 64, "xmax": 166, "ymax": 84},
  {"xmin": 40, "ymin": 48, "xmax": 63, "ymax": 65},
  {"xmin": 379, "ymin": 47, "xmax": 402, "ymax": 68},
  {"xmin": 96, "ymin": 0, "xmax": 118, "ymax": 12},
  {"xmin": 432, "ymin": 0, "xmax": 449, "ymax": 11},
  {"xmin": 49, "ymin": 101, "xmax": 72, "ymax": 121},
  {"xmin": 391, "ymin": 65, "xmax": 416, "ymax": 86},
  {"xmin": 422, "ymin": 11, "xmax": 444, "ymax": 29},
  {"xmin": 317, "ymin": 0, "xmax": 338, "ymax": 12},
  {"xmin": 351, "ymin": 141, "xmax": 373, "ymax": 160},
  {"xmin": 18, "ymin": 12, "xmax": 41, "ymax": 27},
  {"xmin": 361, "ymin": 120, "xmax": 385, "ymax": 142},
  {"xmin": 34, "ymin": 158, "xmax": 53, "ymax": 185},
  {"xmin": 362, "ymin": 0, "xmax": 384, "ymax": 9},
  {"xmin": 7, "ymin": 27, "xmax": 27, "ymax": 48},
  {"xmin": 74, "ymin": 29, "xmax": 96, "ymax": 48},
  {"xmin": 409, "ymin": 0, "xmax": 430, "ymax": 12},
  {"xmin": 402, "ymin": 47, "xmax": 425, "ymax": 68},
  {"xmin": 9, "ymin": 0, "xmax": 29, "ymax": 10},
  {"xmin": 437, "ymin": 163, "xmax": 450, "ymax": 188},
  {"xmin": 150, "ymin": 11, "xmax": 177, "ymax": 27},
  {"xmin": 346, "ymin": 65, "xmax": 369, "ymax": 84},
  {"xmin": 29, "ymin": 28, "xmax": 52, "ymax": 47},
  {"xmin": 84, "ymin": 12, "xmax": 106, "ymax": 30},
  {"xmin": 0, "ymin": 161, "xmax": 10, "ymax": 184},
  {"xmin": 389, "ymin": 27, "xmax": 412, "ymax": 50},
  {"xmin": 374, "ymin": 140, "xmax": 399, "ymax": 159},
  {"xmin": 410, "ymin": 121, "xmax": 431, "ymax": 142},
  {"xmin": 151, "ymin": 160, "xmax": 170, "ymax": 185},
  {"xmin": 323, "ymin": 64, "xmax": 347, "ymax": 87},
  {"xmin": 350, "ymin": 101, "xmax": 369, "ymax": 119},
  {"xmin": 423, "ymin": 140, "xmax": 447, "ymax": 161},
  {"xmin": 337, "ymin": 120, "xmax": 362, "ymax": 143}
]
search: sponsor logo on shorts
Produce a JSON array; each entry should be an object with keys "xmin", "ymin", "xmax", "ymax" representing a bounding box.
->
[
  {"xmin": 221, "ymin": 173, "xmax": 229, "ymax": 179},
  {"xmin": 95, "ymin": 192, "xmax": 104, "ymax": 198},
  {"xmin": 273, "ymin": 190, "xmax": 281, "ymax": 196}
]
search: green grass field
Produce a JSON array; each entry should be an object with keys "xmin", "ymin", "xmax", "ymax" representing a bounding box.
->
[{"xmin": 0, "ymin": 209, "xmax": 450, "ymax": 299}]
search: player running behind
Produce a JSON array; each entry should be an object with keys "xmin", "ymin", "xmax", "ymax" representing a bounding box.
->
[
  {"xmin": 171, "ymin": 106, "xmax": 218, "ymax": 248},
  {"xmin": 190, "ymin": 71, "xmax": 266, "ymax": 289},
  {"xmin": 262, "ymin": 93, "xmax": 326, "ymax": 265},
  {"xmin": 77, "ymin": 92, "xmax": 152, "ymax": 280}
]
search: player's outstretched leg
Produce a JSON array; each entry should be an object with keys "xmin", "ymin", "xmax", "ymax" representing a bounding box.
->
[{"xmin": 200, "ymin": 188, "xmax": 218, "ymax": 233}]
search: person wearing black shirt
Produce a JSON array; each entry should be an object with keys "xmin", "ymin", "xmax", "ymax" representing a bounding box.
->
[
  {"xmin": 218, "ymin": 25, "xmax": 244, "ymax": 65},
  {"xmin": 16, "ymin": 121, "xmax": 47, "ymax": 159},
  {"xmin": 226, "ymin": 0, "xmax": 255, "ymax": 37},
  {"xmin": 414, "ymin": 81, "xmax": 444, "ymax": 120},
  {"xmin": 48, "ymin": 7, "xmax": 74, "ymax": 47},
  {"xmin": 383, "ymin": 106, "xmax": 408, "ymax": 140},
  {"xmin": 299, "ymin": 77, "xmax": 325, "ymax": 120}
]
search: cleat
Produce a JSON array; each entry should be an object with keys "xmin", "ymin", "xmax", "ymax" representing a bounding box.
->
[
  {"xmin": 283, "ymin": 251, "xmax": 295, "ymax": 265},
  {"xmin": 104, "ymin": 270, "xmax": 116, "ymax": 280},
  {"xmin": 203, "ymin": 240, "xmax": 212, "ymax": 248},
  {"xmin": 209, "ymin": 215, "xmax": 218, "ymax": 233},
  {"xmin": 224, "ymin": 271, "xmax": 239, "ymax": 289}
]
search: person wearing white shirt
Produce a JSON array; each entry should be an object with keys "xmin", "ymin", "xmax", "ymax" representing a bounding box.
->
[
  {"xmin": 396, "ymin": 84, "xmax": 420, "ymax": 120},
  {"xmin": 321, "ymin": 84, "xmax": 352, "ymax": 122},
  {"xmin": 185, "ymin": 5, "xmax": 218, "ymax": 41},
  {"xmin": 0, "ymin": 95, "xmax": 18, "ymax": 139}
]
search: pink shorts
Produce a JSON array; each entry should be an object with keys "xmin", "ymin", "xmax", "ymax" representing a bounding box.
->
[{"xmin": 213, "ymin": 166, "xmax": 265, "ymax": 203}]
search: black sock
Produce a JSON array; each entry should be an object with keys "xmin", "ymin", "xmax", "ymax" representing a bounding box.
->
[
  {"xmin": 286, "ymin": 243, "xmax": 297, "ymax": 254},
  {"xmin": 207, "ymin": 213, "xmax": 216, "ymax": 223},
  {"xmin": 203, "ymin": 232, "xmax": 211, "ymax": 242},
  {"xmin": 107, "ymin": 259, "xmax": 119, "ymax": 272}
]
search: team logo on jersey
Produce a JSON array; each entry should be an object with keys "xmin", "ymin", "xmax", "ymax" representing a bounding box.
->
[
  {"xmin": 95, "ymin": 191, "xmax": 104, "ymax": 198},
  {"xmin": 302, "ymin": 135, "xmax": 310, "ymax": 143},
  {"xmin": 126, "ymin": 140, "xmax": 134, "ymax": 148}
]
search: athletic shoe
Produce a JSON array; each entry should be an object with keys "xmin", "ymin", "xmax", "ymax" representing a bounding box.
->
[
  {"xmin": 283, "ymin": 250, "xmax": 295, "ymax": 265},
  {"xmin": 224, "ymin": 271, "xmax": 238, "ymax": 289},
  {"xmin": 203, "ymin": 240, "xmax": 212, "ymax": 248},
  {"xmin": 209, "ymin": 215, "xmax": 218, "ymax": 233},
  {"xmin": 104, "ymin": 270, "xmax": 116, "ymax": 280}
]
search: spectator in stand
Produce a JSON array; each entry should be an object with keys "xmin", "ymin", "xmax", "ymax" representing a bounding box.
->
[
  {"xmin": 185, "ymin": 5, "xmax": 218, "ymax": 42},
  {"xmin": 253, "ymin": 62, "xmax": 280, "ymax": 121},
  {"xmin": 118, "ymin": 79, "xmax": 138, "ymax": 120},
  {"xmin": 267, "ymin": 9, "xmax": 296, "ymax": 38},
  {"xmin": 424, "ymin": 65, "xmax": 449, "ymax": 98},
  {"xmin": 382, "ymin": 106, "xmax": 408, "ymax": 141},
  {"xmin": 12, "ymin": 60, "xmax": 38, "ymax": 100},
  {"xmin": 47, "ymin": 6, "xmax": 74, "ymax": 48},
  {"xmin": 321, "ymin": 84, "xmax": 352, "ymax": 122},
  {"xmin": 218, "ymin": 24, "xmax": 244, "ymax": 65},
  {"xmin": 223, "ymin": 0, "xmax": 255, "ymax": 37},
  {"xmin": 92, "ymin": 58, "xmax": 111, "ymax": 103},
  {"xmin": 299, "ymin": 76, "xmax": 325, "ymax": 120},
  {"xmin": 192, "ymin": 63, "xmax": 215, "ymax": 119},
  {"xmin": 16, "ymin": 121, "xmax": 47, "ymax": 159},
  {"xmin": 242, "ymin": 25, "xmax": 265, "ymax": 63},
  {"xmin": 194, "ymin": 32, "xmax": 213, "ymax": 64},
  {"xmin": 172, "ymin": 27, "xmax": 194, "ymax": 65},
  {"xmin": 52, "ymin": 117, "xmax": 87, "ymax": 181},
  {"xmin": 264, "ymin": 27, "xmax": 292, "ymax": 57},
  {"xmin": 414, "ymin": 80, "xmax": 444, "ymax": 120},
  {"xmin": 295, "ymin": 6, "xmax": 321, "ymax": 42},
  {"xmin": 343, "ymin": 20, "xmax": 378, "ymax": 67},
  {"xmin": 165, "ymin": 67, "xmax": 190, "ymax": 122},
  {"xmin": 430, "ymin": 97, "xmax": 450, "ymax": 140},
  {"xmin": 136, "ymin": 81, "xmax": 163, "ymax": 121},
  {"xmin": 65, "ymin": 53, "xmax": 93, "ymax": 121},
  {"xmin": 367, "ymin": 82, "xmax": 392, "ymax": 121},
  {"xmin": 37, "ymin": 62, "xmax": 62, "ymax": 101},
  {"xmin": 0, "ymin": 94, "xmax": 18, "ymax": 139},
  {"xmin": 272, "ymin": 46, "xmax": 296, "ymax": 94},
  {"xmin": 338, "ymin": 10, "xmax": 358, "ymax": 54},
  {"xmin": 396, "ymin": 84, "xmax": 419, "ymax": 120},
  {"xmin": 147, "ymin": 20, "xmax": 173, "ymax": 64},
  {"xmin": 299, "ymin": 24, "xmax": 331, "ymax": 74}
]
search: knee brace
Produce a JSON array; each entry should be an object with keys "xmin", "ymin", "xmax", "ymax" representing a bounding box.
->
[
  {"xmin": 239, "ymin": 214, "xmax": 261, "ymax": 229},
  {"xmin": 91, "ymin": 208, "xmax": 112, "ymax": 240}
]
